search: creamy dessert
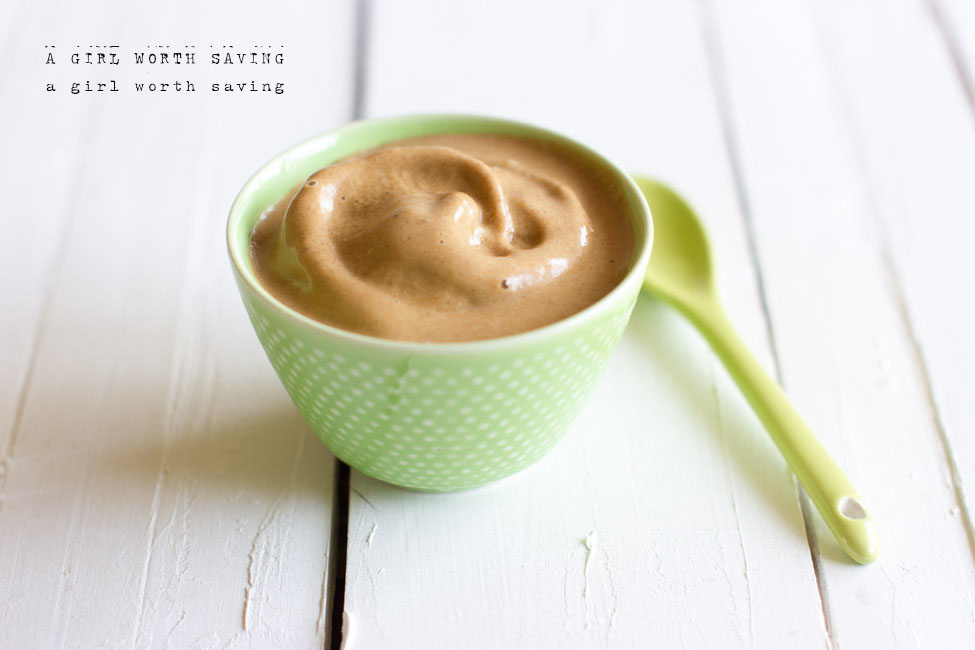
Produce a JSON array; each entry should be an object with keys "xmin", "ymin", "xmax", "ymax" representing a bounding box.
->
[{"xmin": 250, "ymin": 133, "xmax": 633, "ymax": 342}]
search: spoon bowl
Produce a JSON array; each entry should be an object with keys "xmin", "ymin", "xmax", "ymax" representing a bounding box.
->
[{"xmin": 639, "ymin": 178, "xmax": 715, "ymax": 304}]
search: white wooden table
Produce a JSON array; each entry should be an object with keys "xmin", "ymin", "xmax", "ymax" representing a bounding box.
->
[{"xmin": 3, "ymin": 0, "xmax": 974, "ymax": 647}]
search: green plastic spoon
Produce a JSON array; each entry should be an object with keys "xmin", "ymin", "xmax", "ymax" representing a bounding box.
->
[{"xmin": 635, "ymin": 176, "xmax": 878, "ymax": 565}]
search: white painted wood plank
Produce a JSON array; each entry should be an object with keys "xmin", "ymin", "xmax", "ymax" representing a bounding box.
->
[
  {"xmin": 344, "ymin": 1, "xmax": 826, "ymax": 647},
  {"xmin": 706, "ymin": 0, "xmax": 975, "ymax": 646},
  {"xmin": 0, "ymin": 1, "xmax": 355, "ymax": 647}
]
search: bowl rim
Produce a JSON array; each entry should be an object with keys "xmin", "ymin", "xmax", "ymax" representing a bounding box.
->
[{"xmin": 227, "ymin": 113, "xmax": 653, "ymax": 354}]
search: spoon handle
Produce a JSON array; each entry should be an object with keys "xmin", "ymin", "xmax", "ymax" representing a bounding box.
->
[{"xmin": 689, "ymin": 302, "xmax": 879, "ymax": 564}]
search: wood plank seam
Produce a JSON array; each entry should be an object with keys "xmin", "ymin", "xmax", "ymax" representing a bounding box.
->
[
  {"xmin": 888, "ymin": 260, "xmax": 975, "ymax": 561},
  {"xmin": 0, "ymin": 107, "xmax": 98, "ymax": 509},
  {"xmin": 329, "ymin": 2, "xmax": 374, "ymax": 648},
  {"xmin": 927, "ymin": 0, "xmax": 975, "ymax": 115},
  {"xmin": 328, "ymin": 462, "xmax": 351, "ymax": 650},
  {"xmin": 351, "ymin": 0, "xmax": 373, "ymax": 122},
  {"xmin": 694, "ymin": 0, "xmax": 837, "ymax": 642},
  {"xmin": 805, "ymin": 0, "xmax": 975, "ymax": 562}
]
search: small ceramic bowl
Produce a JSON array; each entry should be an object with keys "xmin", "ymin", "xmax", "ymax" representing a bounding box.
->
[{"xmin": 227, "ymin": 114, "xmax": 652, "ymax": 490}]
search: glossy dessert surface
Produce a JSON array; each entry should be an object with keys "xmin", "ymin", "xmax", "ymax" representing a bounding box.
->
[{"xmin": 250, "ymin": 133, "xmax": 633, "ymax": 342}]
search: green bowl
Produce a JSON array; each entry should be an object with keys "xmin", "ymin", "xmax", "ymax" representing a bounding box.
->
[{"xmin": 227, "ymin": 114, "xmax": 653, "ymax": 490}]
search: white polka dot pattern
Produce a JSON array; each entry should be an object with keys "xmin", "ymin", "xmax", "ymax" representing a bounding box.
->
[{"xmin": 239, "ymin": 290, "xmax": 638, "ymax": 491}]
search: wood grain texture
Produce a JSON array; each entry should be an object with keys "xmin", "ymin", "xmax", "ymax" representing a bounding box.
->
[
  {"xmin": 3, "ymin": 0, "xmax": 973, "ymax": 647},
  {"xmin": 706, "ymin": 0, "xmax": 975, "ymax": 646},
  {"xmin": 0, "ymin": 1, "xmax": 355, "ymax": 647},
  {"xmin": 343, "ymin": 1, "xmax": 827, "ymax": 647}
]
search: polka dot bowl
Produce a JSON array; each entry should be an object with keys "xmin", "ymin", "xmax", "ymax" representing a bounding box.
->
[{"xmin": 227, "ymin": 115, "xmax": 653, "ymax": 491}]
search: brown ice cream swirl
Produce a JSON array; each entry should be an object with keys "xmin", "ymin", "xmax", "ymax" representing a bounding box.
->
[{"xmin": 251, "ymin": 134, "xmax": 631, "ymax": 342}]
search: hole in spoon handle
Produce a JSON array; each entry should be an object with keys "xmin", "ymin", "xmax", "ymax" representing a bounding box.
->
[
  {"xmin": 831, "ymin": 494, "xmax": 878, "ymax": 564},
  {"xmin": 839, "ymin": 496, "xmax": 867, "ymax": 520}
]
